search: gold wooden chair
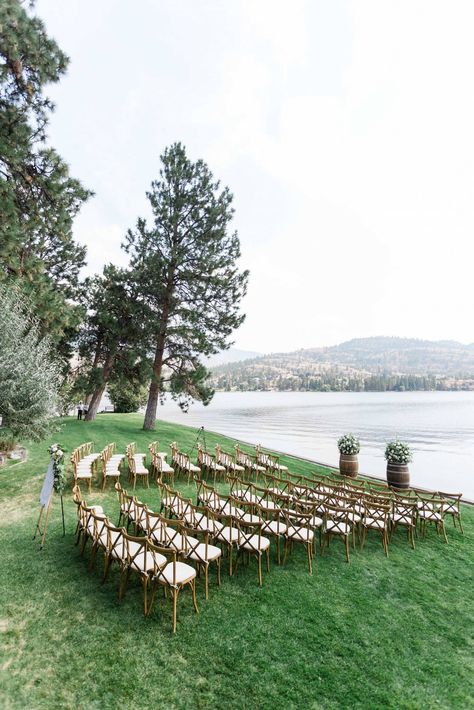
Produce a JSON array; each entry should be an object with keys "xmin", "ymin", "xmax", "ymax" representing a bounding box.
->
[
  {"xmin": 215, "ymin": 444, "xmax": 245, "ymax": 475},
  {"xmin": 179, "ymin": 522, "xmax": 222, "ymax": 600},
  {"xmin": 257, "ymin": 504, "xmax": 287, "ymax": 564},
  {"xmin": 321, "ymin": 504, "xmax": 352, "ymax": 563},
  {"xmin": 102, "ymin": 520, "xmax": 127, "ymax": 583},
  {"xmin": 197, "ymin": 444, "xmax": 226, "ymax": 484},
  {"xmin": 127, "ymin": 454, "xmax": 149, "ymax": 490},
  {"xmin": 120, "ymin": 532, "xmax": 168, "ymax": 615},
  {"xmin": 390, "ymin": 494, "xmax": 418, "ymax": 549},
  {"xmin": 418, "ymin": 498, "xmax": 449, "ymax": 543},
  {"xmin": 438, "ymin": 492, "xmax": 463, "ymax": 533},
  {"xmin": 212, "ymin": 513, "xmax": 240, "ymax": 575},
  {"xmin": 147, "ymin": 543, "xmax": 199, "ymax": 633},
  {"xmin": 281, "ymin": 508, "xmax": 314, "ymax": 574},
  {"xmin": 360, "ymin": 502, "xmax": 391, "ymax": 556},
  {"xmin": 234, "ymin": 520, "xmax": 271, "ymax": 586}
]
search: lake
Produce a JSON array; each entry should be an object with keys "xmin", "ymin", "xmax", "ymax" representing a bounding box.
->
[{"xmin": 155, "ymin": 391, "xmax": 474, "ymax": 500}]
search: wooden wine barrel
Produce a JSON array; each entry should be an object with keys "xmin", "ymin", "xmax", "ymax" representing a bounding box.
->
[
  {"xmin": 386, "ymin": 462, "xmax": 410, "ymax": 489},
  {"xmin": 339, "ymin": 454, "xmax": 359, "ymax": 478}
]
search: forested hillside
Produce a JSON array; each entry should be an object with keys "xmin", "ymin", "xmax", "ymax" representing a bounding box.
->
[{"xmin": 209, "ymin": 337, "xmax": 474, "ymax": 391}]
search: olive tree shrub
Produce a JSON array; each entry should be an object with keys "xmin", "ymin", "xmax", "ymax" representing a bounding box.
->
[{"xmin": 0, "ymin": 285, "xmax": 60, "ymax": 440}]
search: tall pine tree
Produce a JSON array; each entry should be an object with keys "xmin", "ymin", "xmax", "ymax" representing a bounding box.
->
[
  {"xmin": 0, "ymin": 0, "xmax": 92, "ymax": 357},
  {"xmin": 123, "ymin": 143, "xmax": 249, "ymax": 430}
]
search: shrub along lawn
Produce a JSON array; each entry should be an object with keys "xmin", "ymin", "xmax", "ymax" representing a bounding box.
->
[{"xmin": 0, "ymin": 414, "xmax": 473, "ymax": 709}]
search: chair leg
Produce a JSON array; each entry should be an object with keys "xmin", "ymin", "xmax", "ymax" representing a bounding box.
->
[
  {"xmin": 172, "ymin": 589, "xmax": 178, "ymax": 633},
  {"xmin": 307, "ymin": 544, "xmax": 313, "ymax": 575},
  {"xmin": 258, "ymin": 554, "xmax": 263, "ymax": 587},
  {"xmin": 102, "ymin": 555, "xmax": 111, "ymax": 583},
  {"xmin": 146, "ymin": 580, "xmax": 158, "ymax": 617},
  {"xmin": 217, "ymin": 557, "xmax": 221, "ymax": 587},
  {"xmin": 204, "ymin": 565, "xmax": 209, "ymax": 600},
  {"xmin": 344, "ymin": 535, "xmax": 350, "ymax": 563},
  {"xmin": 266, "ymin": 547, "xmax": 270, "ymax": 572},
  {"xmin": 191, "ymin": 579, "xmax": 199, "ymax": 613},
  {"xmin": 143, "ymin": 576, "xmax": 148, "ymax": 616}
]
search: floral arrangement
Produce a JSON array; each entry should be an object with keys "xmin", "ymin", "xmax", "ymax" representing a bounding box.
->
[
  {"xmin": 48, "ymin": 443, "xmax": 67, "ymax": 494},
  {"xmin": 337, "ymin": 433, "xmax": 360, "ymax": 455},
  {"xmin": 385, "ymin": 440, "xmax": 412, "ymax": 465}
]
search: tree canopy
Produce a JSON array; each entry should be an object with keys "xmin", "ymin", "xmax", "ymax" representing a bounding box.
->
[
  {"xmin": 0, "ymin": 0, "xmax": 91, "ymax": 356},
  {"xmin": 0, "ymin": 284, "xmax": 60, "ymax": 440},
  {"xmin": 124, "ymin": 142, "xmax": 249, "ymax": 430}
]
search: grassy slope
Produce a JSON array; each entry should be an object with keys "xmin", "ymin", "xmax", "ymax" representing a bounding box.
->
[{"xmin": 0, "ymin": 414, "xmax": 473, "ymax": 710}]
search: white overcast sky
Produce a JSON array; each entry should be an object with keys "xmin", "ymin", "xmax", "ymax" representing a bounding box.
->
[{"xmin": 38, "ymin": 0, "xmax": 474, "ymax": 352}]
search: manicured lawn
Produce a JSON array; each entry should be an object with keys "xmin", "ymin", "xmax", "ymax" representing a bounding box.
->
[{"xmin": 0, "ymin": 414, "xmax": 473, "ymax": 709}]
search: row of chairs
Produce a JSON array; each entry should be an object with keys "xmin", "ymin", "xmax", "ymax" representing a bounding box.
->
[
  {"xmin": 73, "ymin": 485, "xmax": 199, "ymax": 633},
  {"xmin": 71, "ymin": 442, "xmax": 101, "ymax": 491}
]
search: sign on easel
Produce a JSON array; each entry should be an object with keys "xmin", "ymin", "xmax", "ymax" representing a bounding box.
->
[{"xmin": 33, "ymin": 459, "xmax": 65, "ymax": 549}]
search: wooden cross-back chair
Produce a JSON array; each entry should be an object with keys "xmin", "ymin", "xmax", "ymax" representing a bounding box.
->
[
  {"xmin": 234, "ymin": 519, "xmax": 271, "ymax": 587},
  {"xmin": 147, "ymin": 542, "xmax": 199, "ymax": 633},
  {"xmin": 390, "ymin": 493, "xmax": 418, "ymax": 549},
  {"xmin": 360, "ymin": 502, "xmax": 391, "ymax": 556},
  {"xmin": 321, "ymin": 504, "xmax": 352, "ymax": 562},
  {"xmin": 102, "ymin": 520, "xmax": 127, "ymax": 583},
  {"xmin": 438, "ymin": 492, "xmax": 463, "ymax": 533},
  {"xmin": 234, "ymin": 444, "xmax": 266, "ymax": 481},
  {"xmin": 215, "ymin": 444, "xmax": 245, "ymax": 475},
  {"xmin": 256, "ymin": 503, "xmax": 287, "ymax": 565},
  {"xmin": 418, "ymin": 498, "xmax": 449, "ymax": 543},
  {"xmin": 197, "ymin": 445, "xmax": 226, "ymax": 484},
  {"xmin": 255, "ymin": 445, "xmax": 289, "ymax": 475},
  {"xmin": 120, "ymin": 532, "xmax": 168, "ymax": 616},
  {"xmin": 179, "ymin": 521, "xmax": 222, "ymax": 600},
  {"xmin": 127, "ymin": 454, "xmax": 149, "ymax": 490},
  {"xmin": 281, "ymin": 508, "xmax": 315, "ymax": 574}
]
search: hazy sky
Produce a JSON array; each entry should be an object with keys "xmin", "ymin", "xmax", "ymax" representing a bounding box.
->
[{"xmin": 38, "ymin": 0, "xmax": 474, "ymax": 352}]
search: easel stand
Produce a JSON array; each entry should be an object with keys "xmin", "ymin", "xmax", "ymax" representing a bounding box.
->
[{"xmin": 33, "ymin": 494, "xmax": 66, "ymax": 550}]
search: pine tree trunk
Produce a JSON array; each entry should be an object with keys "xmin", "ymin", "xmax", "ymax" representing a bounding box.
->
[
  {"xmin": 85, "ymin": 383, "xmax": 107, "ymax": 421},
  {"xmin": 85, "ymin": 352, "xmax": 115, "ymax": 421},
  {"xmin": 143, "ymin": 379, "xmax": 160, "ymax": 430}
]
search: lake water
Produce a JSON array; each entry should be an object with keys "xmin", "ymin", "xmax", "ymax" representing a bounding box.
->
[{"xmin": 156, "ymin": 391, "xmax": 474, "ymax": 500}]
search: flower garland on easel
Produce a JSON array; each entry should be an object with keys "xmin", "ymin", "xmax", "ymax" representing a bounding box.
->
[
  {"xmin": 48, "ymin": 444, "xmax": 67, "ymax": 535},
  {"xmin": 48, "ymin": 443, "xmax": 67, "ymax": 494}
]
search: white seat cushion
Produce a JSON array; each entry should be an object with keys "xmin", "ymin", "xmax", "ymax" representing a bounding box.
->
[
  {"xmin": 129, "ymin": 546, "xmax": 167, "ymax": 572},
  {"xmin": 238, "ymin": 513, "xmax": 262, "ymax": 524},
  {"xmin": 261, "ymin": 519, "xmax": 287, "ymax": 535},
  {"xmin": 76, "ymin": 471, "xmax": 92, "ymax": 479},
  {"xmin": 156, "ymin": 561, "xmax": 196, "ymax": 586},
  {"xmin": 241, "ymin": 534, "xmax": 270, "ymax": 552},
  {"xmin": 326, "ymin": 520, "xmax": 351, "ymax": 535},
  {"xmin": 392, "ymin": 513, "xmax": 414, "ymax": 524},
  {"xmin": 215, "ymin": 526, "xmax": 239, "ymax": 543},
  {"xmin": 363, "ymin": 517, "xmax": 386, "ymax": 529},
  {"xmin": 310, "ymin": 515, "xmax": 323, "ymax": 528},
  {"xmin": 187, "ymin": 543, "xmax": 222, "ymax": 563},
  {"xmin": 286, "ymin": 525, "xmax": 314, "ymax": 542}
]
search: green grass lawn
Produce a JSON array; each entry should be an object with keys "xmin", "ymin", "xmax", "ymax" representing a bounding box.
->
[{"xmin": 0, "ymin": 414, "xmax": 473, "ymax": 709}]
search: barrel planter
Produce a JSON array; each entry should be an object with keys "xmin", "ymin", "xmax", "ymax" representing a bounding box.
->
[
  {"xmin": 339, "ymin": 454, "xmax": 359, "ymax": 478},
  {"xmin": 386, "ymin": 462, "xmax": 410, "ymax": 489}
]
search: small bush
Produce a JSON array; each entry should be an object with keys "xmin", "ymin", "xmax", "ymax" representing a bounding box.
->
[{"xmin": 0, "ymin": 434, "xmax": 17, "ymax": 453}]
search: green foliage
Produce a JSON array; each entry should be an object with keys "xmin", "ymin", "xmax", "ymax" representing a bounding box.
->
[
  {"xmin": 385, "ymin": 439, "xmax": 413, "ymax": 464},
  {"xmin": 77, "ymin": 265, "xmax": 149, "ymax": 419},
  {"xmin": 123, "ymin": 142, "xmax": 249, "ymax": 427},
  {"xmin": 0, "ymin": 0, "xmax": 92, "ymax": 357},
  {"xmin": 0, "ymin": 433, "xmax": 17, "ymax": 453},
  {"xmin": 0, "ymin": 284, "xmax": 60, "ymax": 440},
  {"xmin": 337, "ymin": 433, "xmax": 360, "ymax": 455},
  {"xmin": 107, "ymin": 378, "xmax": 148, "ymax": 414}
]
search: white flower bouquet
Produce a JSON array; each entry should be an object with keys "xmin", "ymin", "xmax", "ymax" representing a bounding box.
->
[
  {"xmin": 385, "ymin": 440, "xmax": 412, "ymax": 465},
  {"xmin": 337, "ymin": 433, "xmax": 360, "ymax": 455}
]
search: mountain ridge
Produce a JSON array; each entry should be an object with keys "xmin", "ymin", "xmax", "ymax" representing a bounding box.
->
[{"xmin": 209, "ymin": 337, "xmax": 474, "ymax": 391}]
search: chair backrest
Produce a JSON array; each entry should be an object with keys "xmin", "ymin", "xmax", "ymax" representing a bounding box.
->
[
  {"xmin": 146, "ymin": 508, "xmax": 165, "ymax": 544},
  {"xmin": 237, "ymin": 519, "xmax": 264, "ymax": 549},
  {"xmin": 104, "ymin": 520, "xmax": 126, "ymax": 558},
  {"xmin": 363, "ymin": 502, "xmax": 391, "ymax": 528},
  {"xmin": 160, "ymin": 517, "xmax": 188, "ymax": 553},
  {"xmin": 215, "ymin": 445, "xmax": 235, "ymax": 468},
  {"xmin": 281, "ymin": 507, "xmax": 313, "ymax": 540},
  {"xmin": 123, "ymin": 531, "xmax": 162, "ymax": 573},
  {"xmin": 392, "ymin": 495, "xmax": 417, "ymax": 525},
  {"xmin": 323, "ymin": 503, "xmax": 351, "ymax": 533},
  {"xmin": 437, "ymin": 492, "xmax": 462, "ymax": 514}
]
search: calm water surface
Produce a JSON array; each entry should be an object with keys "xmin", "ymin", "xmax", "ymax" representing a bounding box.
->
[{"xmin": 156, "ymin": 391, "xmax": 474, "ymax": 500}]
